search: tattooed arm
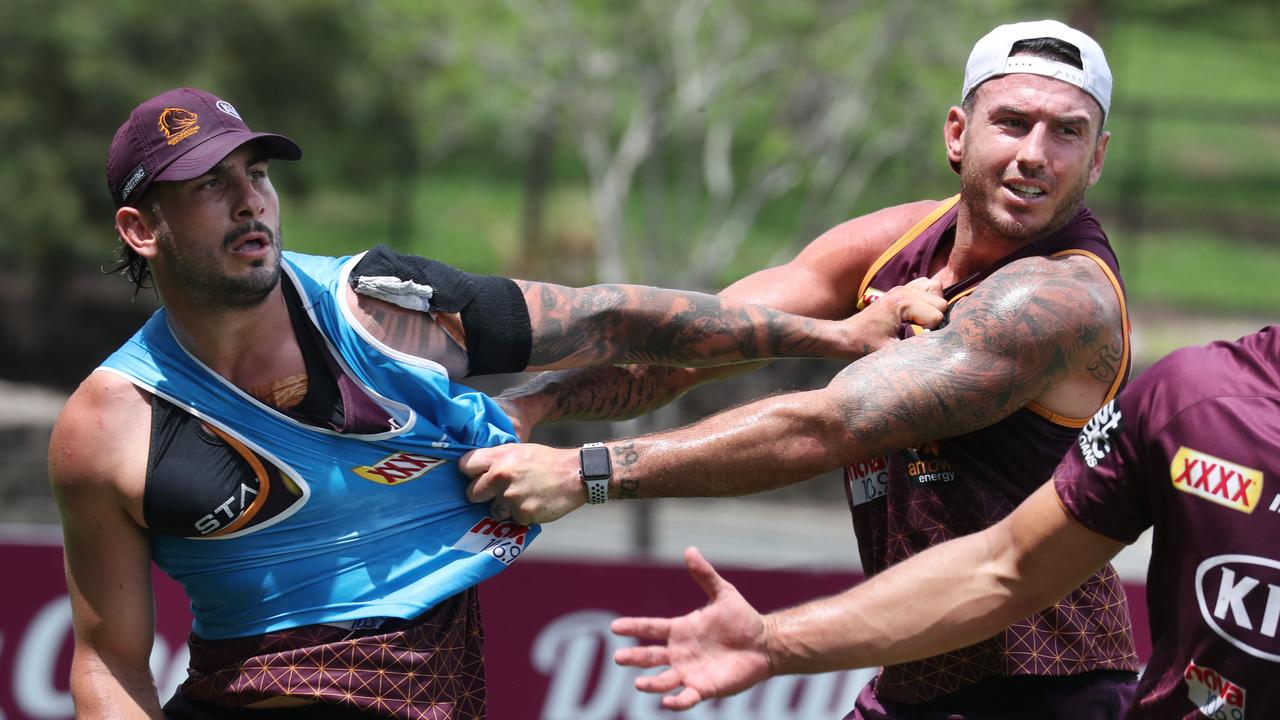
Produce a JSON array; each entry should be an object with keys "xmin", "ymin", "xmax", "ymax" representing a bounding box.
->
[
  {"xmin": 461, "ymin": 254, "xmax": 1125, "ymax": 522},
  {"xmin": 495, "ymin": 201, "xmax": 946, "ymax": 432},
  {"xmin": 513, "ymin": 277, "xmax": 945, "ymax": 371},
  {"xmin": 493, "ymin": 365, "xmax": 716, "ymax": 441},
  {"xmin": 345, "ymin": 275, "xmax": 944, "ymax": 381},
  {"xmin": 494, "ymin": 274, "xmax": 947, "ymax": 439}
]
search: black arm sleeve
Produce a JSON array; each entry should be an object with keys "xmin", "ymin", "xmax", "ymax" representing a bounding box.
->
[{"xmin": 351, "ymin": 245, "xmax": 532, "ymax": 374}]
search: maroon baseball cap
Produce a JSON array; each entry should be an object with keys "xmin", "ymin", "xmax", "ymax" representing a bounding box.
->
[{"xmin": 106, "ymin": 87, "xmax": 302, "ymax": 206}]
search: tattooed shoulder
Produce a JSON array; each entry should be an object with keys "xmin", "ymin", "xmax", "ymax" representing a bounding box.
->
[
  {"xmin": 948, "ymin": 254, "xmax": 1125, "ymax": 378},
  {"xmin": 824, "ymin": 255, "xmax": 1125, "ymax": 450}
]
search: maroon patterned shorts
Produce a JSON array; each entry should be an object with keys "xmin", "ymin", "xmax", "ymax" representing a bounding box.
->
[
  {"xmin": 167, "ymin": 588, "xmax": 485, "ymax": 720},
  {"xmin": 846, "ymin": 669, "xmax": 1137, "ymax": 720}
]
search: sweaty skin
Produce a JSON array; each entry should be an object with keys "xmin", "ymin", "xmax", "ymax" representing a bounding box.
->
[
  {"xmin": 461, "ymin": 64, "xmax": 1117, "ymax": 526},
  {"xmin": 461, "ymin": 253, "xmax": 1123, "ymax": 523}
]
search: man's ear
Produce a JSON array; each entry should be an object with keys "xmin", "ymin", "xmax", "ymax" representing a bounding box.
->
[
  {"xmin": 115, "ymin": 204, "xmax": 160, "ymax": 259},
  {"xmin": 944, "ymin": 106, "xmax": 967, "ymax": 170},
  {"xmin": 1088, "ymin": 130, "xmax": 1111, "ymax": 187}
]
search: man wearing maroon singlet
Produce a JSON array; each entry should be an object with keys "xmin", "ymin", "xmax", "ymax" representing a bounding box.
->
[
  {"xmin": 614, "ymin": 326, "xmax": 1280, "ymax": 720},
  {"xmin": 462, "ymin": 19, "xmax": 1139, "ymax": 718}
]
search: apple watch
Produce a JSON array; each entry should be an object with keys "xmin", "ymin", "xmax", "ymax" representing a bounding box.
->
[{"xmin": 579, "ymin": 442, "xmax": 611, "ymax": 504}]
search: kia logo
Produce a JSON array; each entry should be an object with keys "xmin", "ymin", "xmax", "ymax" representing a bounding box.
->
[{"xmin": 1195, "ymin": 554, "xmax": 1280, "ymax": 662}]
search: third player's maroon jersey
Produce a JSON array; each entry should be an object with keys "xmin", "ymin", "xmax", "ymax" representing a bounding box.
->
[
  {"xmin": 845, "ymin": 196, "xmax": 1137, "ymax": 703},
  {"xmin": 1056, "ymin": 325, "xmax": 1280, "ymax": 720}
]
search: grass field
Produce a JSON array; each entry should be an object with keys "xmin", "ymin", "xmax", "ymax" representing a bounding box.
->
[{"xmin": 1115, "ymin": 230, "xmax": 1280, "ymax": 313}]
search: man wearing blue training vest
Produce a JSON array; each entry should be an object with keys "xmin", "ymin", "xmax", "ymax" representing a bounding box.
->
[{"xmin": 50, "ymin": 87, "xmax": 946, "ymax": 719}]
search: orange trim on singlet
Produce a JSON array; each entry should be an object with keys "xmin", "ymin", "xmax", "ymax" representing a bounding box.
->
[
  {"xmin": 896, "ymin": 248, "xmax": 1129, "ymax": 429},
  {"xmin": 1024, "ymin": 248, "xmax": 1132, "ymax": 429},
  {"xmin": 855, "ymin": 195, "xmax": 961, "ymax": 311},
  {"xmin": 203, "ymin": 424, "xmax": 272, "ymax": 536},
  {"xmin": 855, "ymin": 199, "xmax": 1128, "ymax": 429}
]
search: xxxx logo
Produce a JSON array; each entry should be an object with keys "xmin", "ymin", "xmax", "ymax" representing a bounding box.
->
[
  {"xmin": 1171, "ymin": 446, "xmax": 1263, "ymax": 514},
  {"xmin": 353, "ymin": 452, "xmax": 446, "ymax": 486}
]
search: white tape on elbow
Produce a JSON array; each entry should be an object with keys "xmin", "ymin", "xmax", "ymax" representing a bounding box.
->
[{"xmin": 352, "ymin": 276, "xmax": 435, "ymax": 313}]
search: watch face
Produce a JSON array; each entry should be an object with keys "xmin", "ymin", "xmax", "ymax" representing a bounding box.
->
[{"xmin": 581, "ymin": 446, "xmax": 611, "ymax": 478}]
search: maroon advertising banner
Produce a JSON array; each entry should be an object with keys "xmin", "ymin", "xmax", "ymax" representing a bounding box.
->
[
  {"xmin": 481, "ymin": 559, "xmax": 883, "ymax": 719},
  {"xmin": 0, "ymin": 535, "xmax": 202, "ymax": 719},
  {"xmin": 0, "ymin": 534, "xmax": 1150, "ymax": 719}
]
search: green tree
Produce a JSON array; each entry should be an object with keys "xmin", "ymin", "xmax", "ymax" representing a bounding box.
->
[{"xmin": 472, "ymin": 0, "xmax": 1038, "ymax": 288}]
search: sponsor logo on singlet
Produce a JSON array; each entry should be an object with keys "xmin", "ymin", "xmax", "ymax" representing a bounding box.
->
[
  {"xmin": 846, "ymin": 456, "xmax": 889, "ymax": 506},
  {"xmin": 352, "ymin": 452, "xmax": 446, "ymax": 485},
  {"xmin": 1171, "ymin": 447, "xmax": 1263, "ymax": 514},
  {"xmin": 194, "ymin": 482, "xmax": 259, "ymax": 535},
  {"xmin": 905, "ymin": 441, "xmax": 955, "ymax": 485},
  {"xmin": 1184, "ymin": 659, "xmax": 1246, "ymax": 719},
  {"xmin": 860, "ymin": 287, "xmax": 885, "ymax": 309},
  {"xmin": 1195, "ymin": 554, "xmax": 1280, "ymax": 663},
  {"xmin": 1078, "ymin": 399, "xmax": 1122, "ymax": 467},
  {"xmin": 453, "ymin": 517, "xmax": 529, "ymax": 565}
]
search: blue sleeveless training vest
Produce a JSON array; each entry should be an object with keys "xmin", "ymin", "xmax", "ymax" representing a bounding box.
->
[{"xmin": 99, "ymin": 251, "xmax": 538, "ymax": 639}]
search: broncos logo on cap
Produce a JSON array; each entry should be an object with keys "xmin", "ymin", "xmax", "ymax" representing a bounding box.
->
[{"xmin": 158, "ymin": 107, "xmax": 201, "ymax": 146}]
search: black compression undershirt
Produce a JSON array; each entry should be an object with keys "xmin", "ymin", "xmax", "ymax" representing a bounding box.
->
[
  {"xmin": 143, "ymin": 274, "xmax": 387, "ymax": 537},
  {"xmin": 278, "ymin": 276, "xmax": 344, "ymax": 429}
]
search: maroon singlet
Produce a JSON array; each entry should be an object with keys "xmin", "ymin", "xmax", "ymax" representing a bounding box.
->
[{"xmin": 845, "ymin": 196, "xmax": 1138, "ymax": 705}]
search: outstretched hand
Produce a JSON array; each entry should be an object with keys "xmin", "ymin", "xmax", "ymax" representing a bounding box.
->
[
  {"xmin": 611, "ymin": 547, "xmax": 774, "ymax": 711},
  {"xmin": 845, "ymin": 275, "xmax": 947, "ymax": 355}
]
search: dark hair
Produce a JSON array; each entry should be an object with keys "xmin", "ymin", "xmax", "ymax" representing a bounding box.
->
[
  {"xmin": 107, "ymin": 242, "xmax": 152, "ymax": 291},
  {"xmin": 962, "ymin": 37, "xmax": 1086, "ymax": 114},
  {"xmin": 105, "ymin": 192, "xmax": 159, "ymax": 291}
]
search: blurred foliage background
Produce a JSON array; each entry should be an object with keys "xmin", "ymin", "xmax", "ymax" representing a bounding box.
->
[
  {"xmin": 0, "ymin": 0, "xmax": 1276, "ymax": 534},
  {"xmin": 1, "ymin": 0, "xmax": 1277, "ymax": 391}
]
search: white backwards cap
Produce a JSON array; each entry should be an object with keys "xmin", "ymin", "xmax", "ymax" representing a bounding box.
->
[{"xmin": 962, "ymin": 19, "xmax": 1112, "ymax": 119}]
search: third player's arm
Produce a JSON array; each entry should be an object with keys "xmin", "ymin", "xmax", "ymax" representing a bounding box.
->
[
  {"xmin": 611, "ymin": 482, "xmax": 1126, "ymax": 709},
  {"xmin": 760, "ymin": 482, "xmax": 1126, "ymax": 673}
]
